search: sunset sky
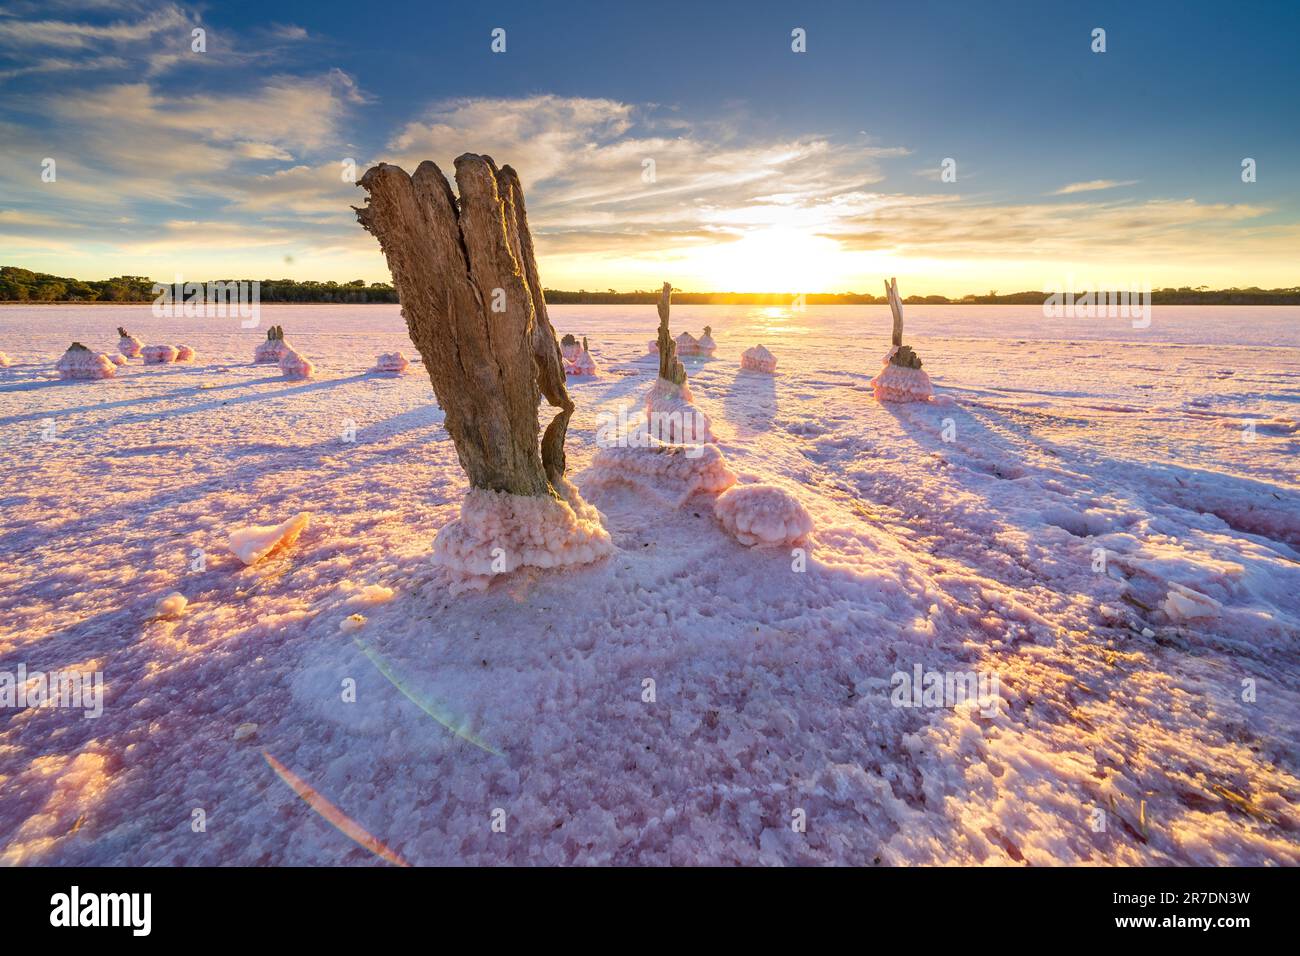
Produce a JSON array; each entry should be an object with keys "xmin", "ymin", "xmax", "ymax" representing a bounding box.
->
[{"xmin": 1, "ymin": 0, "xmax": 1297, "ymax": 295}]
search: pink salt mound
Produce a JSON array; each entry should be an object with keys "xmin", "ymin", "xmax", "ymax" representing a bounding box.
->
[
  {"xmin": 108, "ymin": 353, "xmax": 127, "ymax": 366},
  {"xmin": 279, "ymin": 348, "xmax": 314, "ymax": 380},
  {"xmin": 373, "ymin": 351, "xmax": 409, "ymax": 374},
  {"xmin": 567, "ymin": 349, "xmax": 597, "ymax": 376},
  {"xmin": 118, "ymin": 333, "xmax": 143, "ymax": 358},
  {"xmin": 714, "ymin": 483, "xmax": 814, "ymax": 547},
  {"xmin": 561, "ymin": 340, "xmax": 583, "ymax": 362},
  {"xmin": 697, "ymin": 331, "xmax": 717, "ymax": 356},
  {"xmin": 253, "ymin": 339, "xmax": 288, "ymax": 363},
  {"xmin": 646, "ymin": 339, "xmax": 660, "ymax": 355},
  {"xmin": 675, "ymin": 331, "xmax": 700, "ymax": 356},
  {"xmin": 56, "ymin": 346, "xmax": 117, "ymax": 380},
  {"xmin": 645, "ymin": 377, "xmax": 715, "ymax": 444},
  {"xmin": 586, "ymin": 438, "xmax": 737, "ymax": 507},
  {"xmin": 741, "ymin": 344, "xmax": 777, "ymax": 373},
  {"xmin": 174, "ymin": 345, "xmax": 196, "ymax": 362},
  {"xmin": 870, "ymin": 350, "xmax": 933, "ymax": 403},
  {"xmin": 432, "ymin": 479, "xmax": 613, "ymax": 594},
  {"xmin": 142, "ymin": 344, "xmax": 178, "ymax": 364}
]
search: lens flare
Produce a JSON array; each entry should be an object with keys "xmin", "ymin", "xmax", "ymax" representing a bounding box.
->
[
  {"xmin": 263, "ymin": 752, "xmax": 410, "ymax": 867},
  {"xmin": 353, "ymin": 638, "xmax": 503, "ymax": 756}
]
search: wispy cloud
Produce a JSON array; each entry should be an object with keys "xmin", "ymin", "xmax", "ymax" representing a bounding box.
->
[
  {"xmin": 0, "ymin": 1, "xmax": 316, "ymax": 80},
  {"xmin": 0, "ymin": 3, "xmax": 189, "ymax": 50},
  {"xmin": 823, "ymin": 196, "xmax": 1272, "ymax": 256},
  {"xmin": 0, "ymin": 53, "xmax": 127, "ymax": 81},
  {"xmin": 1053, "ymin": 179, "xmax": 1140, "ymax": 195}
]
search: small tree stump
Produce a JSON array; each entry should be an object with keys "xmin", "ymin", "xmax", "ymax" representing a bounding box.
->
[
  {"xmin": 872, "ymin": 277, "xmax": 933, "ymax": 402},
  {"xmin": 656, "ymin": 282, "xmax": 686, "ymax": 386},
  {"xmin": 646, "ymin": 282, "xmax": 714, "ymax": 443}
]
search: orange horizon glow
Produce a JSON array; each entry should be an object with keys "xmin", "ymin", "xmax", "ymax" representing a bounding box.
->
[{"xmin": 11, "ymin": 217, "xmax": 1299, "ymax": 298}]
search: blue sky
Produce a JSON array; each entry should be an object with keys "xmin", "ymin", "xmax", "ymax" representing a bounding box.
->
[{"xmin": 1, "ymin": 0, "xmax": 1297, "ymax": 292}]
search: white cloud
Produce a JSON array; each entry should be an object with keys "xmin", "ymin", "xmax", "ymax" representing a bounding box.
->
[
  {"xmin": 1053, "ymin": 179, "xmax": 1140, "ymax": 195},
  {"xmin": 0, "ymin": 2, "xmax": 317, "ymax": 80},
  {"xmin": 0, "ymin": 54, "xmax": 128, "ymax": 81},
  {"xmin": 0, "ymin": 3, "xmax": 190, "ymax": 50},
  {"xmin": 237, "ymin": 142, "xmax": 295, "ymax": 161}
]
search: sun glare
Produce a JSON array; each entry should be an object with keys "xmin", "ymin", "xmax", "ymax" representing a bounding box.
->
[{"xmin": 693, "ymin": 227, "xmax": 848, "ymax": 293}]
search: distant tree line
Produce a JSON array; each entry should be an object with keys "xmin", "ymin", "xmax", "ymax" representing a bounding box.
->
[
  {"xmin": 0, "ymin": 267, "xmax": 398, "ymax": 303},
  {"xmin": 2, "ymin": 267, "xmax": 1297, "ymax": 305}
]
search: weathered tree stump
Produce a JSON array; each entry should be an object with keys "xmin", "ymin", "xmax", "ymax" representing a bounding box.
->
[
  {"xmin": 646, "ymin": 282, "xmax": 714, "ymax": 443},
  {"xmin": 356, "ymin": 154, "xmax": 574, "ymax": 497},
  {"xmin": 885, "ymin": 277, "xmax": 922, "ymax": 369},
  {"xmin": 871, "ymin": 277, "xmax": 933, "ymax": 402},
  {"xmin": 354, "ymin": 153, "xmax": 611, "ymax": 590},
  {"xmin": 656, "ymin": 282, "xmax": 686, "ymax": 386}
]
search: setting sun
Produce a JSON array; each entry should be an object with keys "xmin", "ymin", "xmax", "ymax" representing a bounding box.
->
[{"xmin": 690, "ymin": 227, "xmax": 849, "ymax": 293}]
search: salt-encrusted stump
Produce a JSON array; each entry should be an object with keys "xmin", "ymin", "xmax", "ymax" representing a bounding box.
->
[
  {"xmin": 57, "ymin": 342, "xmax": 116, "ymax": 379},
  {"xmin": 117, "ymin": 327, "xmax": 142, "ymax": 358},
  {"xmin": 741, "ymin": 344, "xmax": 777, "ymax": 373},
  {"xmin": 567, "ymin": 336, "xmax": 596, "ymax": 376},
  {"xmin": 697, "ymin": 325, "xmax": 717, "ymax": 356},
  {"xmin": 870, "ymin": 277, "xmax": 933, "ymax": 402},
  {"xmin": 254, "ymin": 325, "xmax": 290, "ymax": 363},
  {"xmin": 373, "ymin": 351, "xmax": 410, "ymax": 374},
  {"xmin": 355, "ymin": 154, "xmax": 611, "ymax": 591},
  {"xmin": 142, "ymin": 344, "xmax": 178, "ymax": 364},
  {"xmin": 279, "ymin": 347, "xmax": 314, "ymax": 379},
  {"xmin": 645, "ymin": 282, "xmax": 713, "ymax": 443},
  {"xmin": 656, "ymin": 283, "xmax": 686, "ymax": 386}
]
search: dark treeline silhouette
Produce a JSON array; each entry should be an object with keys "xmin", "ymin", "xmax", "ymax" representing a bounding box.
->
[
  {"xmin": 0, "ymin": 268, "xmax": 398, "ymax": 303},
  {"xmin": 3, "ymin": 267, "xmax": 1297, "ymax": 305}
]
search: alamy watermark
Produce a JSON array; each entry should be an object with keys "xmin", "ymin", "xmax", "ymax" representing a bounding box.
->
[
  {"xmin": 1043, "ymin": 276, "xmax": 1150, "ymax": 328},
  {"xmin": 1, "ymin": 664, "xmax": 103, "ymax": 718},
  {"xmin": 152, "ymin": 274, "xmax": 261, "ymax": 328},
  {"xmin": 890, "ymin": 664, "xmax": 1000, "ymax": 717},
  {"xmin": 595, "ymin": 403, "xmax": 707, "ymax": 457},
  {"xmin": 50, "ymin": 886, "xmax": 150, "ymax": 935}
]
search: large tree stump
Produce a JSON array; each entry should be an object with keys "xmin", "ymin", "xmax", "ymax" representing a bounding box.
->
[
  {"xmin": 354, "ymin": 154, "xmax": 610, "ymax": 591},
  {"xmin": 355, "ymin": 154, "xmax": 573, "ymax": 497}
]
